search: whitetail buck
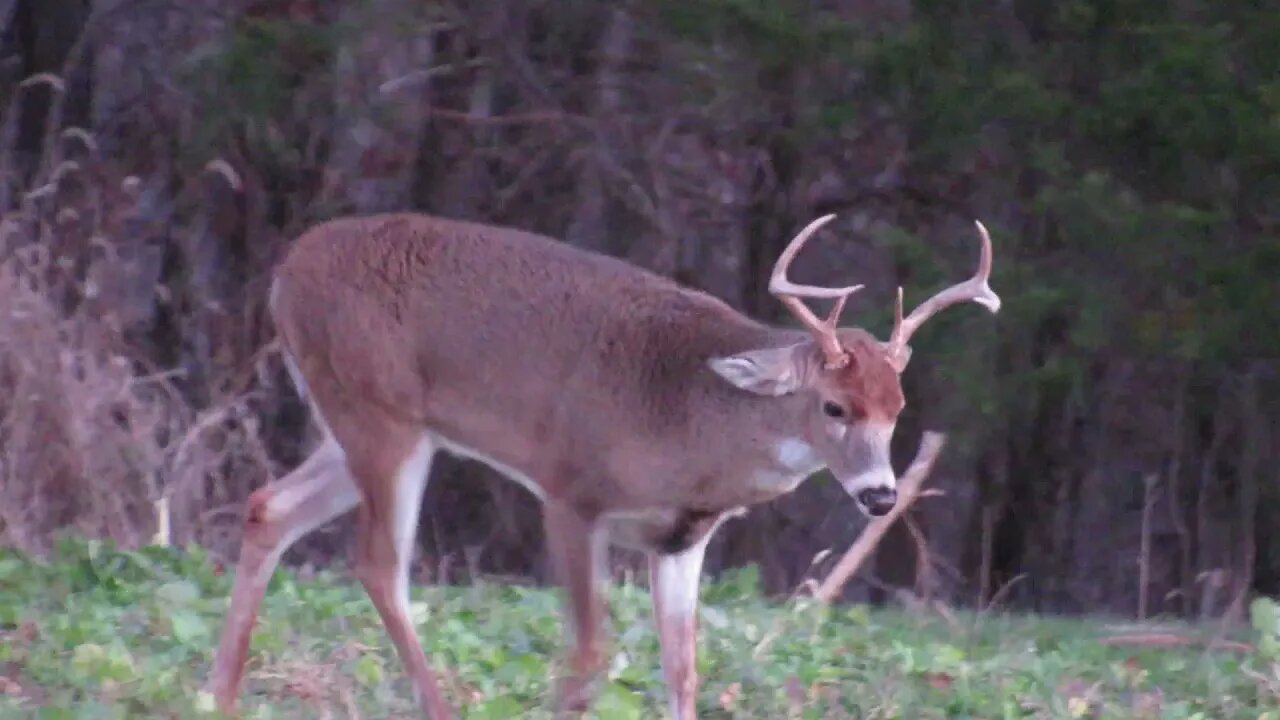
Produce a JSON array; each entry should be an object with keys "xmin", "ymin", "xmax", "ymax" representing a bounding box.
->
[{"xmin": 207, "ymin": 212, "xmax": 1000, "ymax": 718}]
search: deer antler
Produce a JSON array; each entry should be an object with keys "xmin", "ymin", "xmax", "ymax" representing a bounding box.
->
[
  {"xmin": 769, "ymin": 214, "xmax": 863, "ymax": 369},
  {"xmin": 886, "ymin": 220, "xmax": 1001, "ymax": 366}
]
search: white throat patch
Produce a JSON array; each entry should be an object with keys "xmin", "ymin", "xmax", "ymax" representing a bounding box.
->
[
  {"xmin": 745, "ymin": 438, "xmax": 824, "ymax": 495},
  {"xmin": 775, "ymin": 438, "xmax": 822, "ymax": 474}
]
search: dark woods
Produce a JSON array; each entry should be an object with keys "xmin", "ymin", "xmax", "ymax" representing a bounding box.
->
[{"xmin": 0, "ymin": 0, "xmax": 1276, "ymax": 621}]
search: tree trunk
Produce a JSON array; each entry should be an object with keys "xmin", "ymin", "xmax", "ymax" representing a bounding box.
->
[{"xmin": 324, "ymin": 0, "xmax": 437, "ymax": 214}]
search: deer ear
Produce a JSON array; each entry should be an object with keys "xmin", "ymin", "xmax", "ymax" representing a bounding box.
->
[{"xmin": 708, "ymin": 345, "xmax": 804, "ymax": 396}]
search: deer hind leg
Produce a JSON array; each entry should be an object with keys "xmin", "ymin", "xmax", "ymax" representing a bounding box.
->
[
  {"xmin": 544, "ymin": 501, "xmax": 609, "ymax": 716},
  {"xmin": 208, "ymin": 437, "xmax": 359, "ymax": 715},
  {"xmin": 647, "ymin": 511, "xmax": 737, "ymax": 720},
  {"xmin": 345, "ymin": 430, "xmax": 454, "ymax": 719}
]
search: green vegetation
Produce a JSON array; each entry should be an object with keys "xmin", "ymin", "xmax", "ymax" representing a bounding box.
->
[{"xmin": 0, "ymin": 540, "xmax": 1274, "ymax": 718}]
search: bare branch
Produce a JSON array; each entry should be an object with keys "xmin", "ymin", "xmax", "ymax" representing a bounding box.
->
[{"xmin": 812, "ymin": 432, "xmax": 947, "ymax": 604}]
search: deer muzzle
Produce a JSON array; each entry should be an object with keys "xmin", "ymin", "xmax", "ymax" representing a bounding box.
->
[{"xmin": 854, "ymin": 484, "xmax": 897, "ymax": 517}]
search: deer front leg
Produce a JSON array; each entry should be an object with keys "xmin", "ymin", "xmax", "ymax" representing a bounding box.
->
[
  {"xmin": 648, "ymin": 545, "xmax": 707, "ymax": 720},
  {"xmin": 647, "ymin": 510, "xmax": 737, "ymax": 720},
  {"xmin": 544, "ymin": 501, "xmax": 609, "ymax": 716}
]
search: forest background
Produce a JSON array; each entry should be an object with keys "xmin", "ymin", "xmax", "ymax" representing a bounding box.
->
[{"xmin": 1, "ymin": 0, "xmax": 1277, "ymax": 623}]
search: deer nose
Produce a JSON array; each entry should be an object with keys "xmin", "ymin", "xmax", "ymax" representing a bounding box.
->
[{"xmin": 856, "ymin": 486, "xmax": 897, "ymax": 517}]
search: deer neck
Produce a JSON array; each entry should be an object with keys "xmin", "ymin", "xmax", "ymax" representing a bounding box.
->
[{"xmin": 691, "ymin": 325, "xmax": 826, "ymax": 501}]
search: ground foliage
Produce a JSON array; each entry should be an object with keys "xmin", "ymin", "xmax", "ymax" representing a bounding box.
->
[{"xmin": 0, "ymin": 540, "xmax": 1276, "ymax": 718}]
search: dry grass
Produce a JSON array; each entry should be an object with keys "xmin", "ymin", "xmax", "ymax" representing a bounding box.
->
[{"xmin": 0, "ymin": 70, "xmax": 280, "ymax": 561}]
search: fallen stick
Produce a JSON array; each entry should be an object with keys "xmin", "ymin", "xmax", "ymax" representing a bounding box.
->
[
  {"xmin": 812, "ymin": 431, "xmax": 947, "ymax": 605},
  {"xmin": 1098, "ymin": 633, "xmax": 1255, "ymax": 654}
]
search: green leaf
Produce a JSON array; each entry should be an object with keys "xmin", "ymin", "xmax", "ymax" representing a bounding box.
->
[
  {"xmin": 193, "ymin": 690, "xmax": 218, "ymax": 715},
  {"xmin": 0, "ymin": 556, "xmax": 22, "ymax": 582},
  {"xmin": 355, "ymin": 653, "xmax": 384, "ymax": 687},
  {"xmin": 71, "ymin": 643, "xmax": 108, "ymax": 676},
  {"xmin": 1251, "ymin": 597, "xmax": 1279, "ymax": 648},
  {"xmin": 465, "ymin": 695, "xmax": 524, "ymax": 719},
  {"xmin": 156, "ymin": 580, "xmax": 201, "ymax": 606},
  {"xmin": 169, "ymin": 609, "xmax": 210, "ymax": 647},
  {"xmin": 592, "ymin": 682, "xmax": 646, "ymax": 720}
]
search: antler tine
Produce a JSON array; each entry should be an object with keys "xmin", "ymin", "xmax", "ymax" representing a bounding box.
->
[
  {"xmin": 768, "ymin": 213, "xmax": 864, "ymax": 368},
  {"xmin": 889, "ymin": 219, "xmax": 1001, "ymax": 355}
]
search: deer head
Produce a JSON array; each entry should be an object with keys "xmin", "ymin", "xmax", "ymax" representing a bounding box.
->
[{"xmin": 709, "ymin": 214, "xmax": 1000, "ymax": 517}]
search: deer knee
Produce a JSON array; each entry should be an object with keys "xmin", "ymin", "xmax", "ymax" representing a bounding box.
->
[{"xmin": 242, "ymin": 487, "xmax": 286, "ymax": 549}]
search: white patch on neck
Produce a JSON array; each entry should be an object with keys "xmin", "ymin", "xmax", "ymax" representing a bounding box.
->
[
  {"xmin": 747, "ymin": 438, "xmax": 824, "ymax": 495},
  {"xmin": 775, "ymin": 438, "xmax": 821, "ymax": 473}
]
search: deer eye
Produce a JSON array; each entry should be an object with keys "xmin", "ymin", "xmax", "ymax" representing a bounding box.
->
[{"xmin": 821, "ymin": 401, "xmax": 846, "ymax": 419}]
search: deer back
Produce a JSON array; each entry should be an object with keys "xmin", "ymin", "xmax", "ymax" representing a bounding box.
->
[{"xmin": 269, "ymin": 213, "xmax": 802, "ymax": 507}]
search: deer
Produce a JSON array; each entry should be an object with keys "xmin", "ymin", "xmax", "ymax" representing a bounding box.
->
[{"xmin": 206, "ymin": 211, "xmax": 1000, "ymax": 719}]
